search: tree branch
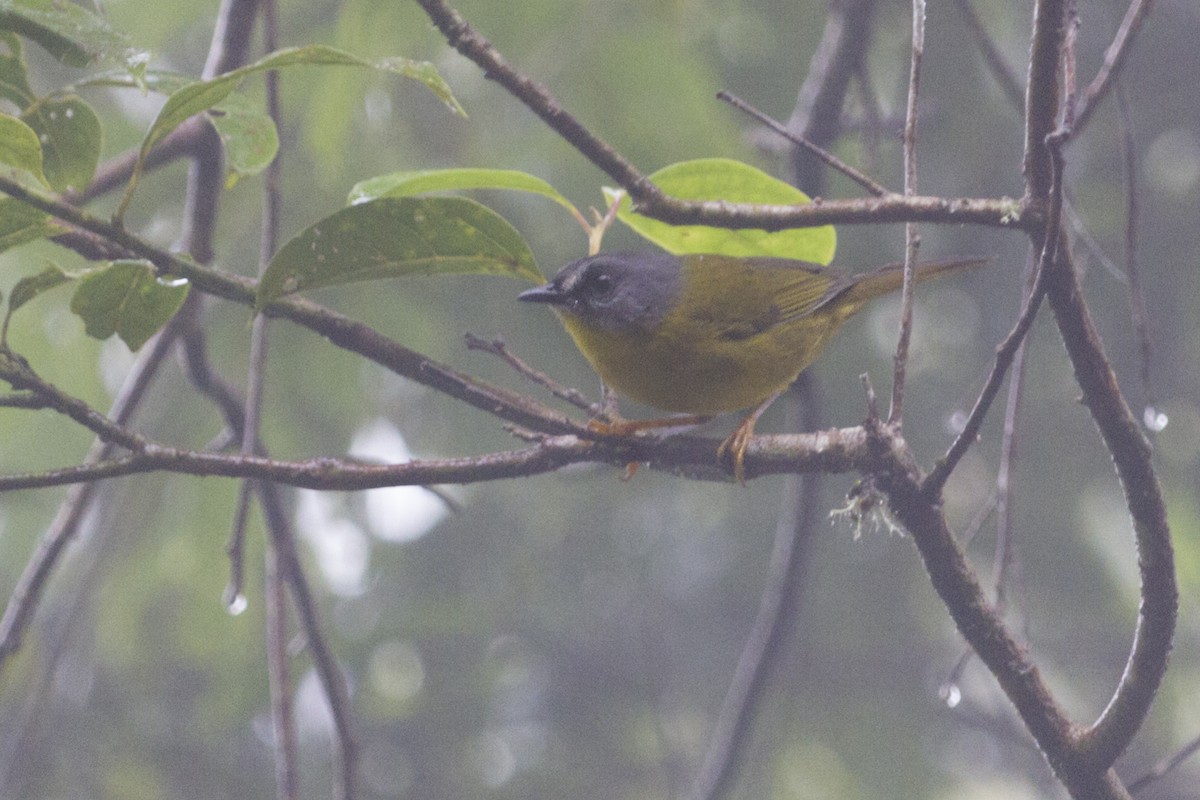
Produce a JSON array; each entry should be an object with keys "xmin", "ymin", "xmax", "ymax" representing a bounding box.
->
[{"xmin": 411, "ymin": 0, "xmax": 1031, "ymax": 233}]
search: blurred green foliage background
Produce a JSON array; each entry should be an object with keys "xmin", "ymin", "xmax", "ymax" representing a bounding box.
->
[{"xmin": 1, "ymin": 0, "xmax": 1198, "ymax": 798}]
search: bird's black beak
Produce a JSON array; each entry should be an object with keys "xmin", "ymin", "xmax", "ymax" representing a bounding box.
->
[{"xmin": 518, "ymin": 284, "xmax": 566, "ymax": 305}]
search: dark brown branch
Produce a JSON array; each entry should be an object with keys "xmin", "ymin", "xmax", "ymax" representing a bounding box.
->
[
  {"xmin": 1023, "ymin": 0, "xmax": 1066, "ymax": 201},
  {"xmin": 411, "ymin": 0, "xmax": 1032, "ymax": 234},
  {"xmin": 0, "ymin": 176, "xmax": 586, "ymax": 440},
  {"xmin": 0, "ymin": 422, "xmax": 873, "ymax": 491},
  {"xmin": 1043, "ymin": 197, "xmax": 1176, "ymax": 776},
  {"xmin": 412, "ymin": 0, "xmax": 656, "ymax": 201},
  {"xmin": 867, "ymin": 421, "xmax": 1130, "ymax": 800},
  {"xmin": 1023, "ymin": 0, "xmax": 1176, "ymax": 778}
]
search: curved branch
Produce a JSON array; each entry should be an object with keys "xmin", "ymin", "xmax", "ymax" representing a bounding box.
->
[
  {"xmin": 1022, "ymin": 0, "xmax": 1176, "ymax": 776},
  {"xmin": 1043, "ymin": 232, "xmax": 1176, "ymax": 773},
  {"xmin": 412, "ymin": 0, "xmax": 1032, "ymax": 234},
  {"xmin": 867, "ymin": 420, "xmax": 1132, "ymax": 800}
]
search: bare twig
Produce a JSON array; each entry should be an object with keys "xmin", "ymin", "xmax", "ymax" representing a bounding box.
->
[
  {"xmin": 716, "ymin": 91, "xmax": 889, "ymax": 197},
  {"xmin": 229, "ymin": 0, "xmax": 285, "ymax": 647},
  {"xmin": 0, "ymin": 392, "xmax": 44, "ymax": 409},
  {"xmin": 464, "ymin": 333, "xmax": 601, "ymax": 414},
  {"xmin": 953, "ymin": 0, "xmax": 1024, "ymax": 111},
  {"xmin": 1073, "ymin": 0, "xmax": 1154, "ymax": 135},
  {"xmin": 1115, "ymin": 87, "xmax": 1157, "ymax": 424},
  {"xmin": 265, "ymin": 544, "xmax": 298, "ymax": 800},
  {"xmin": 889, "ymin": 0, "xmax": 927, "ymax": 425},
  {"xmin": 1024, "ymin": 0, "xmax": 1175, "ymax": 783},
  {"xmin": 256, "ymin": 481, "xmax": 357, "ymax": 800},
  {"xmin": 411, "ymin": 0, "xmax": 1030, "ymax": 234},
  {"xmin": 991, "ymin": 258, "xmax": 1034, "ymax": 613},
  {"xmin": 1126, "ymin": 732, "xmax": 1200, "ymax": 793}
]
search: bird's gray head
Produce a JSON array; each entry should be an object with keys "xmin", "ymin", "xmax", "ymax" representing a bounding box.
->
[{"xmin": 518, "ymin": 252, "xmax": 682, "ymax": 332}]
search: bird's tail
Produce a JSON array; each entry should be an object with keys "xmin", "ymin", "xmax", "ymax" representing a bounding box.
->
[{"xmin": 842, "ymin": 257, "xmax": 990, "ymax": 306}]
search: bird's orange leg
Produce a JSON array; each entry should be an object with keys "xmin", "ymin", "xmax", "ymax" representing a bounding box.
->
[
  {"xmin": 588, "ymin": 415, "xmax": 712, "ymax": 436},
  {"xmin": 717, "ymin": 390, "xmax": 783, "ymax": 484},
  {"xmin": 588, "ymin": 414, "xmax": 713, "ymax": 479}
]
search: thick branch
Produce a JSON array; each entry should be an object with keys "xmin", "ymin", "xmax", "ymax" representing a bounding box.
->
[
  {"xmin": 1043, "ymin": 241, "xmax": 1176, "ymax": 771},
  {"xmin": 867, "ymin": 422, "xmax": 1131, "ymax": 800}
]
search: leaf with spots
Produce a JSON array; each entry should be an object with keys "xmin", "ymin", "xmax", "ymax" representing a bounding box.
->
[
  {"xmin": 21, "ymin": 94, "xmax": 101, "ymax": 193},
  {"xmin": 257, "ymin": 196, "xmax": 542, "ymax": 307},
  {"xmin": 118, "ymin": 45, "xmax": 463, "ymax": 219},
  {"xmin": 0, "ymin": 0, "xmax": 130, "ymax": 68}
]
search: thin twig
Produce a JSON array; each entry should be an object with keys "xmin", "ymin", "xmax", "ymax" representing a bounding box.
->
[
  {"xmin": 255, "ymin": 3, "xmax": 301, "ymax": 795},
  {"xmin": 889, "ymin": 0, "xmax": 926, "ymax": 425},
  {"xmin": 265, "ymin": 545, "xmax": 299, "ymax": 800},
  {"xmin": 1126, "ymin": 732, "xmax": 1200, "ymax": 793},
  {"xmin": 0, "ymin": 392, "xmax": 44, "ymax": 409},
  {"xmin": 410, "ymin": 0, "xmax": 1032, "ymax": 234},
  {"xmin": 716, "ymin": 91, "xmax": 889, "ymax": 197},
  {"xmin": 990, "ymin": 338, "xmax": 1027, "ymax": 614},
  {"xmin": 257, "ymin": 481, "xmax": 357, "ymax": 800},
  {"xmin": 1115, "ymin": 87, "xmax": 1156, "ymax": 425},
  {"xmin": 1073, "ymin": 0, "xmax": 1154, "ymax": 136},
  {"xmin": 464, "ymin": 333, "xmax": 601, "ymax": 414},
  {"xmin": 952, "ymin": 0, "xmax": 1024, "ymax": 111}
]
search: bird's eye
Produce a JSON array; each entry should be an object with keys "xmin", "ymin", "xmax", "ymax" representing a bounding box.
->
[{"xmin": 583, "ymin": 270, "xmax": 615, "ymax": 300}]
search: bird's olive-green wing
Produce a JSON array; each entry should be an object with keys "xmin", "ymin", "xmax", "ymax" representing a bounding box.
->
[{"xmin": 683, "ymin": 256, "xmax": 849, "ymax": 341}]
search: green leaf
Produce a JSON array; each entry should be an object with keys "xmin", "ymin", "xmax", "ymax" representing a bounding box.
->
[
  {"xmin": 348, "ymin": 168, "xmax": 578, "ymax": 215},
  {"xmin": 0, "ymin": 0, "xmax": 130, "ymax": 67},
  {"xmin": 21, "ymin": 94, "xmax": 101, "ymax": 193},
  {"xmin": 0, "ymin": 31, "xmax": 34, "ymax": 107},
  {"xmin": 0, "ymin": 197, "xmax": 62, "ymax": 253},
  {"xmin": 72, "ymin": 68, "xmax": 191, "ymax": 95},
  {"xmin": 611, "ymin": 158, "xmax": 837, "ymax": 264},
  {"xmin": 121, "ymin": 45, "xmax": 464, "ymax": 217},
  {"xmin": 210, "ymin": 92, "xmax": 278, "ymax": 183},
  {"xmin": 8, "ymin": 261, "xmax": 71, "ymax": 311},
  {"xmin": 143, "ymin": 45, "xmax": 462, "ymax": 158},
  {"xmin": 1, "ymin": 260, "xmax": 72, "ymax": 343},
  {"xmin": 0, "ymin": 112, "xmax": 46, "ymax": 183},
  {"xmin": 69, "ymin": 260, "xmax": 190, "ymax": 351},
  {"xmin": 257, "ymin": 196, "xmax": 541, "ymax": 307}
]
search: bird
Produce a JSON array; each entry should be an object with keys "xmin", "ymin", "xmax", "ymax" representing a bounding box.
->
[{"xmin": 520, "ymin": 251, "xmax": 987, "ymax": 481}]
